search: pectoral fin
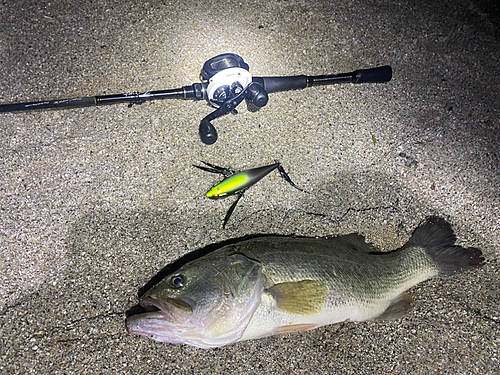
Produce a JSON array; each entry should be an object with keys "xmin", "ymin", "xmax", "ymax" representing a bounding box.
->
[
  {"xmin": 267, "ymin": 280, "xmax": 328, "ymax": 316},
  {"xmin": 375, "ymin": 293, "xmax": 413, "ymax": 321}
]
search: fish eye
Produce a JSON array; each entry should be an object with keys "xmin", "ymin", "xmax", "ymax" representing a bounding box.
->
[{"xmin": 170, "ymin": 275, "xmax": 184, "ymax": 288}]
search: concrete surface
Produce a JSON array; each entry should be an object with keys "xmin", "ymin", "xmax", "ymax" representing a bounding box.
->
[{"xmin": 0, "ymin": 0, "xmax": 498, "ymax": 373}]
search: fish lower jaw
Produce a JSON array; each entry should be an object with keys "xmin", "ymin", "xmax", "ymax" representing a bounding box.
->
[
  {"xmin": 126, "ymin": 318, "xmax": 242, "ymax": 348},
  {"xmin": 126, "ymin": 313, "xmax": 198, "ymax": 343}
]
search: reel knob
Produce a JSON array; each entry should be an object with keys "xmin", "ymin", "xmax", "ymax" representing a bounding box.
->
[{"xmin": 199, "ymin": 120, "xmax": 218, "ymax": 145}]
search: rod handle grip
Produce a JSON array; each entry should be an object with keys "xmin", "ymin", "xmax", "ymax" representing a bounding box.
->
[{"xmin": 252, "ymin": 76, "xmax": 308, "ymax": 94}]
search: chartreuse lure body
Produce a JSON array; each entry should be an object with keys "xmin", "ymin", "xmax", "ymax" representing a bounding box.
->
[{"xmin": 194, "ymin": 161, "xmax": 304, "ymax": 228}]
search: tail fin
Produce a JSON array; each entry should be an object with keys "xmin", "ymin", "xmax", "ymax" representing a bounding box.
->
[{"xmin": 409, "ymin": 217, "xmax": 485, "ymax": 277}]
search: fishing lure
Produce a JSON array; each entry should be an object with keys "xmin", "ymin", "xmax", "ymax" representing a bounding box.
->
[{"xmin": 194, "ymin": 161, "xmax": 304, "ymax": 228}]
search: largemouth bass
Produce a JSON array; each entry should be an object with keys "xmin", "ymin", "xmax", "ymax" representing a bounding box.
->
[{"xmin": 126, "ymin": 217, "xmax": 484, "ymax": 348}]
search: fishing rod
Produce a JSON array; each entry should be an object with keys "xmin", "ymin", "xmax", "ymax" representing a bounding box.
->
[{"xmin": 0, "ymin": 53, "xmax": 392, "ymax": 145}]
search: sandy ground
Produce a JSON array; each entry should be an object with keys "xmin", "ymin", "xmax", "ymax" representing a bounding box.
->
[{"xmin": 0, "ymin": 0, "xmax": 498, "ymax": 373}]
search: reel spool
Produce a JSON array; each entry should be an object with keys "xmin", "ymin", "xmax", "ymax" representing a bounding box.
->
[{"xmin": 201, "ymin": 54, "xmax": 251, "ymax": 107}]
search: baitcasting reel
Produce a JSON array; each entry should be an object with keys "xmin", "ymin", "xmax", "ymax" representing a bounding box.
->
[
  {"xmin": 198, "ymin": 53, "xmax": 269, "ymax": 145},
  {"xmin": 0, "ymin": 53, "xmax": 393, "ymax": 145}
]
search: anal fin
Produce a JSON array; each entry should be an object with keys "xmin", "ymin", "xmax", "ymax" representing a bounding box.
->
[
  {"xmin": 375, "ymin": 293, "xmax": 413, "ymax": 321},
  {"xmin": 275, "ymin": 324, "xmax": 318, "ymax": 335}
]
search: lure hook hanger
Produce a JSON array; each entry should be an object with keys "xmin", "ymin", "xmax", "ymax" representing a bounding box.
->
[{"xmin": 0, "ymin": 53, "xmax": 392, "ymax": 145}]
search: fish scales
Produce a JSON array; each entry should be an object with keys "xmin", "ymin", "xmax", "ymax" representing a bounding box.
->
[
  {"xmin": 126, "ymin": 217, "xmax": 485, "ymax": 348},
  {"xmin": 237, "ymin": 237, "xmax": 433, "ymax": 304},
  {"xmin": 230, "ymin": 237, "xmax": 437, "ymax": 340}
]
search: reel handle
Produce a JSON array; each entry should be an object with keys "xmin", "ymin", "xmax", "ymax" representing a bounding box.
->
[
  {"xmin": 198, "ymin": 81, "xmax": 264, "ymax": 144},
  {"xmin": 199, "ymin": 119, "xmax": 218, "ymax": 145}
]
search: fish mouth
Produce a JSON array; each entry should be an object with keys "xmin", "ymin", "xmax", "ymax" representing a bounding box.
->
[
  {"xmin": 126, "ymin": 296, "xmax": 195, "ymax": 322},
  {"xmin": 124, "ymin": 298, "xmax": 162, "ymax": 319},
  {"xmin": 125, "ymin": 296, "xmax": 198, "ymax": 344},
  {"xmin": 145, "ymin": 296, "xmax": 194, "ymax": 315},
  {"xmin": 140, "ymin": 298, "xmax": 163, "ymax": 313}
]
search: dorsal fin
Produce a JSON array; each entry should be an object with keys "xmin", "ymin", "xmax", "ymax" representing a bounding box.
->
[{"xmin": 329, "ymin": 233, "xmax": 375, "ymax": 253}]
